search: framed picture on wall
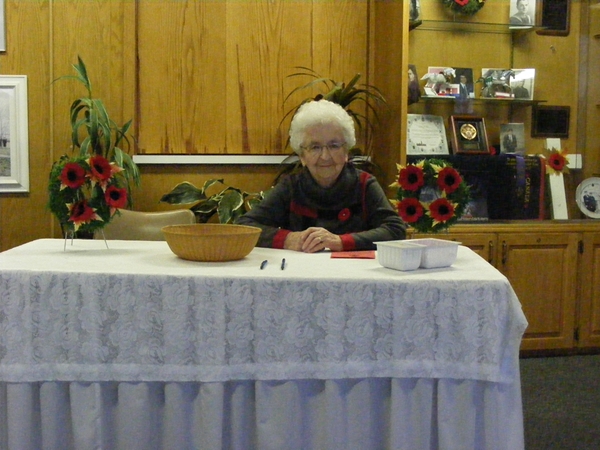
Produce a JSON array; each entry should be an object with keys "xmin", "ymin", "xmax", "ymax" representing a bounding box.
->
[
  {"xmin": 537, "ymin": 0, "xmax": 571, "ymax": 36},
  {"xmin": 0, "ymin": 76, "xmax": 29, "ymax": 193},
  {"xmin": 0, "ymin": 0, "xmax": 5, "ymax": 52}
]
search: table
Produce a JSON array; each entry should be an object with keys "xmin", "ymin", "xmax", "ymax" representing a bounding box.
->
[{"xmin": 0, "ymin": 239, "xmax": 528, "ymax": 450}]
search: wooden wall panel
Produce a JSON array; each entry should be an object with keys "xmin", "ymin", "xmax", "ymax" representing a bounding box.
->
[
  {"xmin": 50, "ymin": 1, "xmax": 136, "ymax": 159},
  {"xmin": 0, "ymin": 0, "xmax": 50, "ymax": 250},
  {"xmin": 136, "ymin": 0, "xmax": 369, "ymax": 156}
]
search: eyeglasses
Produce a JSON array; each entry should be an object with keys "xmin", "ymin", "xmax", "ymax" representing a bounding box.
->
[{"xmin": 301, "ymin": 142, "xmax": 346, "ymax": 157}]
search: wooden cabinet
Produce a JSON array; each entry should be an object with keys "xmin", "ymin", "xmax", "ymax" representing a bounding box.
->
[
  {"xmin": 578, "ymin": 232, "xmax": 600, "ymax": 348},
  {"xmin": 411, "ymin": 222, "xmax": 600, "ymax": 352},
  {"xmin": 497, "ymin": 232, "xmax": 578, "ymax": 351}
]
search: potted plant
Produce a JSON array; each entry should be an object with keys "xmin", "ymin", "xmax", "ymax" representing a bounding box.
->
[
  {"xmin": 159, "ymin": 178, "xmax": 267, "ymax": 224},
  {"xmin": 48, "ymin": 57, "xmax": 141, "ymax": 236}
]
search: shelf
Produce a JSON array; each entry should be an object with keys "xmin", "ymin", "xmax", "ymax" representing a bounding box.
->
[
  {"xmin": 418, "ymin": 97, "xmax": 545, "ymax": 107},
  {"xmin": 411, "ymin": 19, "xmax": 542, "ymax": 35}
]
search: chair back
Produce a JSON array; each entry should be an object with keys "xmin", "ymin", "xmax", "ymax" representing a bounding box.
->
[{"xmin": 95, "ymin": 209, "xmax": 196, "ymax": 241}]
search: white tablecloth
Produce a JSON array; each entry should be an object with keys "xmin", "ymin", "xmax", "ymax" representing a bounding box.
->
[{"xmin": 0, "ymin": 239, "xmax": 528, "ymax": 450}]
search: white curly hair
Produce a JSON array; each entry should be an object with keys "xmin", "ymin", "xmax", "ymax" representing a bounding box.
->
[{"xmin": 288, "ymin": 100, "xmax": 356, "ymax": 155}]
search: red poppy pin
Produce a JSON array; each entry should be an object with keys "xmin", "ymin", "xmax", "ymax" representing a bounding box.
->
[{"xmin": 338, "ymin": 208, "xmax": 351, "ymax": 221}]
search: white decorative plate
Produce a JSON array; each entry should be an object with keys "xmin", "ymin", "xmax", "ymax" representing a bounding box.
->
[{"xmin": 576, "ymin": 177, "xmax": 600, "ymax": 219}]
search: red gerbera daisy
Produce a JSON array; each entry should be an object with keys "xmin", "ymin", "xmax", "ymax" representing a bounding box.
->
[
  {"xmin": 105, "ymin": 185, "xmax": 128, "ymax": 212},
  {"xmin": 67, "ymin": 200, "xmax": 103, "ymax": 231},
  {"xmin": 548, "ymin": 152, "xmax": 567, "ymax": 172},
  {"xmin": 454, "ymin": 0, "xmax": 469, "ymax": 6},
  {"xmin": 429, "ymin": 198, "xmax": 455, "ymax": 223},
  {"xmin": 397, "ymin": 197, "xmax": 424, "ymax": 223},
  {"xmin": 399, "ymin": 165, "xmax": 425, "ymax": 191},
  {"xmin": 59, "ymin": 162, "xmax": 87, "ymax": 190},
  {"xmin": 437, "ymin": 167, "xmax": 462, "ymax": 194},
  {"xmin": 88, "ymin": 155, "xmax": 122, "ymax": 190}
]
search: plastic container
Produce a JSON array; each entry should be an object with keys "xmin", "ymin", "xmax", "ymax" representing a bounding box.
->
[
  {"xmin": 375, "ymin": 241, "xmax": 425, "ymax": 271},
  {"xmin": 408, "ymin": 238, "xmax": 461, "ymax": 269}
]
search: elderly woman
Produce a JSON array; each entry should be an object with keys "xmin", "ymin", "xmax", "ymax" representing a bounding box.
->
[{"xmin": 236, "ymin": 100, "xmax": 406, "ymax": 253}]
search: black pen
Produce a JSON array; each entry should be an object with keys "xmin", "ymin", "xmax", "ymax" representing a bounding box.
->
[
  {"xmin": 281, "ymin": 258, "xmax": 286, "ymax": 270},
  {"xmin": 260, "ymin": 260, "xmax": 268, "ymax": 270}
]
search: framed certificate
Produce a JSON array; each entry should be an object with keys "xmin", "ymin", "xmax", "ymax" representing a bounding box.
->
[
  {"xmin": 406, "ymin": 114, "xmax": 450, "ymax": 155},
  {"xmin": 449, "ymin": 116, "xmax": 490, "ymax": 155}
]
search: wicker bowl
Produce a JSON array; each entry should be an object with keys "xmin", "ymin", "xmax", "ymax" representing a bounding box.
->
[{"xmin": 162, "ymin": 224, "xmax": 261, "ymax": 262}]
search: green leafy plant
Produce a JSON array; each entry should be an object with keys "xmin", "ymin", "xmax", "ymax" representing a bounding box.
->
[
  {"xmin": 159, "ymin": 179, "xmax": 267, "ymax": 224},
  {"xmin": 55, "ymin": 56, "xmax": 140, "ymax": 189},
  {"xmin": 281, "ymin": 67, "xmax": 387, "ymax": 153}
]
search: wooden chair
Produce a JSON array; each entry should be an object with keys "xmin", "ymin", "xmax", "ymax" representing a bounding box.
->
[{"xmin": 95, "ymin": 209, "xmax": 196, "ymax": 241}]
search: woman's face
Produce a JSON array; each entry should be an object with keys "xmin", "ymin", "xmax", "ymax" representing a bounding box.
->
[
  {"xmin": 408, "ymin": 68, "xmax": 415, "ymax": 81},
  {"xmin": 299, "ymin": 123, "xmax": 349, "ymax": 188}
]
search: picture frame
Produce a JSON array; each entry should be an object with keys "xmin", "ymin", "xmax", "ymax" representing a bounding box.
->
[
  {"xmin": 509, "ymin": 0, "xmax": 536, "ymax": 29},
  {"xmin": 0, "ymin": 76, "xmax": 29, "ymax": 193},
  {"xmin": 406, "ymin": 114, "xmax": 450, "ymax": 156},
  {"xmin": 408, "ymin": 64, "xmax": 421, "ymax": 106},
  {"xmin": 0, "ymin": 0, "xmax": 5, "ymax": 52},
  {"xmin": 500, "ymin": 123, "xmax": 526, "ymax": 155},
  {"xmin": 449, "ymin": 115, "xmax": 490, "ymax": 155},
  {"xmin": 509, "ymin": 68, "xmax": 535, "ymax": 100},
  {"xmin": 536, "ymin": 0, "xmax": 571, "ymax": 36},
  {"xmin": 531, "ymin": 105, "xmax": 570, "ymax": 138},
  {"xmin": 408, "ymin": 0, "xmax": 422, "ymax": 29},
  {"xmin": 454, "ymin": 68, "xmax": 475, "ymax": 100}
]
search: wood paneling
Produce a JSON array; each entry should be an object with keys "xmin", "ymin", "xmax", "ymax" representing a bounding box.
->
[
  {"xmin": 136, "ymin": 1, "xmax": 369, "ymax": 156},
  {"xmin": 0, "ymin": 0, "xmax": 50, "ymax": 250}
]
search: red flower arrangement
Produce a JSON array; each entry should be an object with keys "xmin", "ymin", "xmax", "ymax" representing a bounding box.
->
[
  {"xmin": 48, "ymin": 155, "xmax": 130, "ymax": 235},
  {"xmin": 442, "ymin": 0, "xmax": 485, "ymax": 16},
  {"xmin": 390, "ymin": 159, "xmax": 470, "ymax": 233},
  {"xmin": 48, "ymin": 57, "xmax": 140, "ymax": 238}
]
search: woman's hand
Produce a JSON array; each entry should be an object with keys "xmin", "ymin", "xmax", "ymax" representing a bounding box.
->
[{"xmin": 284, "ymin": 227, "xmax": 343, "ymax": 253}]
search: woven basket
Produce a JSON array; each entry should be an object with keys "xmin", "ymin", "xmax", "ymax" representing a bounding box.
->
[{"xmin": 162, "ymin": 224, "xmax": 261, "ymax": 262}]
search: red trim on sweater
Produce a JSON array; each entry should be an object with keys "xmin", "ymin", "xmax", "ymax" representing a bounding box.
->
[
  {"xmin": 340, "ymin": 234, "xmax": 356, "ymax": 251},
  {"xmin": 273, "ymin": 229, "xmax": 291, "ymax": 249}
]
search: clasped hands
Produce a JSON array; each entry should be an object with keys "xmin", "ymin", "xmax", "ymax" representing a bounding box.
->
[{"xmin": 284, "ymin": 227, "xmax": 343, "ymax": 253}]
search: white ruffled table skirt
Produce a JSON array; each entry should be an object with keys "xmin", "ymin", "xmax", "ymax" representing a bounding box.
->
[{"xmin": 0, "ymin": 377, "xmax": 523, "ymax": 450}]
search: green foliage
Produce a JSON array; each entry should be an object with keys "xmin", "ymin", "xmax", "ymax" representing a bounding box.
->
[
  {"xmin": 160, "ymin": 179, "xmax": 267, "ymax": 224},
  {"xmin": 281, "ymin": 67, "xmax": 387, "ymax": 152},
  {"xmin": 54, "ymin": 56, "xmax": 140, "ymax": 190}
]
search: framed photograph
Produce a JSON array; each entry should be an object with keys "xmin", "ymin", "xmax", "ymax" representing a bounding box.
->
[
  {"xmin": 449, "ymin": 115, "xmax": 490, "ymax": 155},
  {"xmin": 0, "ymin": 0, "xmax": 5, "ymax": 52},
  {"xmin": 406, "ymin": 114, "xmax": 450, "ymax": 156},
  {"xmin": 408, "ymin": 64, "xmax": 421, "ymax": 105},
  {"xmin": 454, "ymin": 68, "xmax": 475, "ymax": 100},
  {"xmin": 409, "ymin": 0, "xmax": 421, "ymax": 23},
  {"xmin": 510, "ymin": 68, "xmax": 535, "ymax": 100},
  {"xmin": 532, "ymin": 105, "xmax": 570, "ymax": 138},
  {"xmin": 0, "ymin": 76, "xmax": 29, "ymax": 193},
  {"xmin": 500, "ymin": 123, "xmax": 526, "ymax": 155},
  {"xmin": 537, "ymin": 0, "xmax": 570, "ymax": 36},
  {"xmin": 509, "ymin": 0, "xmax": 536, "ymax": 28}
]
